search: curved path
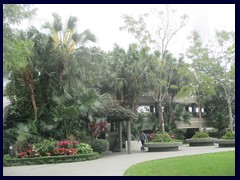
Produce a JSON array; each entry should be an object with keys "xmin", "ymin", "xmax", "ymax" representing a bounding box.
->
[{"xmin": 3, "ymin": 145, "xmax": 235, "ymax": 176}]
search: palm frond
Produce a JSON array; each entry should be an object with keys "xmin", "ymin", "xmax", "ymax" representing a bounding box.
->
[
  {"xmin": 67, "ymin": 16, "xmax": 78, "ymax": 31},
  {"xmin": 52, "ymin": 13, "xmax": 62, "ymax": 32}
]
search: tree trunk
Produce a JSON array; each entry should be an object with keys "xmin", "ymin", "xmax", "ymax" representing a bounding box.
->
[
  {"xmin": 227, "ymin": 98, "xmax": 234, "ymax": 131},
  {"xmin": 30, "ymin": 93, "xmax": 38, "ymax": 121},
  {"xmin": 23, "ymin": 69, "xmax": 38, "ymax": 121},
  {"xmin": 197, "ymin": 102, "xmax": 202, "ymax": 131},
  {"xmin": 169, "ymin": 93, "xmax": 174, "ymax": 127},
  {"xmin": 158, "ymin": 101, "xmax": 165, "ymax": 133},
  {"xmin": 57, "ymin": 59, "xmax": 64, "ymax": 84}
]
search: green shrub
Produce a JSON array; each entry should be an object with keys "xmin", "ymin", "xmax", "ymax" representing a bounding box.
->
[
  {"xmin": 33, "ymin": 138, "xmax": 57, "ymax": 156},
  {"xmin": 169, "ymin": 129, "xmax": 186, "ymax": 141},
  {"xmin": 222, "ymin": 131, "xmax": 235, "ymax": 139},
  {"xmin": 90, "ymin": 139, "xmax": 109, "ymax": 154},
  {"xmin": 206, "ymin": 129, "xmax": 219, "ymax": 138},
  {"xmin": 192, "ymin": 131, "xmax": 210, "ymax": 139},
  {"xmin": 76, "ymin": 143, "xmax": 93, "ymax": 154},
  {"xmin": 152, "ymin": 133, "xmax": 174, "ymax": 142},
  {"xmin": 3, "ymin": 154, "xmax": 11, "ymax": 160},
  {"xmin": 3, "ymin": 153, "xmax": 100, "ymax": 167},
  {"xmin": 3, "ymin": 128, "xmax": 17, "ymax": 154}
]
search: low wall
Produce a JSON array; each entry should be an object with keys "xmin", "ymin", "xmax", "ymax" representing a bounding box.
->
[
  {"xmin": 186, "ymin": 138, "xmax": 217, "ymax": 146},
  {"xmin": 216, "ymin": 139, "xmax": 235, "ymax": 147},
  {"xmin": 144, "ymin": 142, "xmax": 182, "ymax": 152}
]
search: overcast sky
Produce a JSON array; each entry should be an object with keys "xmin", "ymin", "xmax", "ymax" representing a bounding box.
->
[{"xmin": 18, "ymin": 4, "xmax": 235, "ymax": 57}]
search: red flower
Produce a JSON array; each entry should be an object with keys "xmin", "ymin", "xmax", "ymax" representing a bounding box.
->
[{"xmin": 18, "ymin": 152, "xmax": 27, "ymax": 158}]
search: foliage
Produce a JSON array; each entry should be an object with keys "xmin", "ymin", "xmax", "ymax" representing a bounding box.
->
[
  {"xmin": 76, "ymin": 143, "xmax": 93, "ymax": 154},
  {"xmin": 146, "ymin": 133, "xmax": 157, "ymax": 141},
  {"xmin": 90, "ymin": 139, "xmax": 109, "ymax": 154},
  {"xmin": 75, "ymin": 131, "xmax": 92, "ymax": 144},
  {"xmin": 132, "ymin": 113, "xmax": 156, "ymax": 135},
  {"xmin": 3, "ymin": 154, "xmax": 11, "ymax": 160},
  {"xmin": 89, "ymin": 121, "xmax": 109, "ymax": 138},
  {"xmin": 191, "ymin": 131, "xmax": 210, "ymax": 139},
  {"xmin": 3, "ymin": 153, "xmax": 100, "ymax": 167},
  {"xmin": 56, "ymin": 140, "xmax": 80, "ymax": 148},
  {"xmin": 222, "ymin": 131, "xmax": 235, "ymax": 139},
  {"xmin": 3, "ymin": 128, "xmax": 18, "ymax": 154},
  {"xmin": 152, "ymin": 133, "xmax": 174, "ymax": 142},
  {"xmin": 203, "ymin": 85, "xmax": 230, "ymax": 135},
  {"xmin": 33, "ymin": 138, "xmax": 57, "ymax": 156},
  {"xmin": 53, "ymin": 148, "xmax": 77, "ymax": 156},
  {"xmin": 205, "ymin": 129, "xmax": 219, "ymax": 138},
  {"xmin": 18, "ymin": 149, "xmax": 40, "ymax": 158},
  {"xmin": 93, "ymin": 105, "xmax": 136, "ymax": 123},
  {"xmin": 168, "ymin": 128, "xmax": 186, "ymax": 141}
]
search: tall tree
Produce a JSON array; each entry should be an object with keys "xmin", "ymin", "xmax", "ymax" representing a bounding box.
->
[
  {"xmin": 43, "ymin": 13, "xmax": 96, "ymax": 84},
  {"xmin": 204, "ymin": 31, "xmax": 235, "ymax": 130},
  {"xmin": 180, "ymin": 31, "xmax": 215, "ymax": 131},
  {"xmin": 167, "ymin": 55, "xmax": 192, "ymax": 127},
  {"xmin": 3, "ymin": 5, "xmax": 38, "ymax": 121},
  {"xmin": 120, "ymin": 5, "xmax": 188, "ymax": 132}
]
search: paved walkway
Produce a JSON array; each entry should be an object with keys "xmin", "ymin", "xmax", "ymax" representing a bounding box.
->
[{"xmin": 3, "ymin": 145, "xmax": 235, "ymax": 176}]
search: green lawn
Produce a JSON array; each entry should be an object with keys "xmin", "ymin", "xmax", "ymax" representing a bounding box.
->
[{"xmin": 124, "ymin": 151, "xmax": 235, "ymax": 176}]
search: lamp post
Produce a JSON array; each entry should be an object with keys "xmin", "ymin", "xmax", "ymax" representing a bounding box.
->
[{"xmin": 9, "ymin": 145, "xmax": 13, "ymax": 158}]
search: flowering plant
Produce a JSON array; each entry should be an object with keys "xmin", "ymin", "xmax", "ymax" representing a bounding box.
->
[
  {"xmin": 56, "ymin": 140, "xmax": 80, "ymax": 148},
  {"xmin": 18, "ymin": 152, "xmax": 27, "ymax": 158},
  {"xmin": 146, "ymin": 133, "xmax": 157, "ymax": 141},
  {"xmin": 90, "ymin": 121, "xmax": 109, "ymax": 138},
  {"xmin": 53, "ymin": 148, "xmax": 77, "ymax": 155}
]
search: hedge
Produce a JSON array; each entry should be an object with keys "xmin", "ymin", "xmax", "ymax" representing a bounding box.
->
[{"xmin": 3, "ymin": 153, "xmax": 100, "ymax": 167}]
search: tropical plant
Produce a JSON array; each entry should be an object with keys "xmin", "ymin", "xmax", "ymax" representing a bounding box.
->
[
  {"xmin": 33, "ymin": 138, "xmax": 57, "ymax": 156},
  {"xmin": 43, "ymin": 13, "xmax": 96, "ymax": 84},
  {"xmin": 222, "ymin": 131, "xmax": 235, "ymax": 139},
  {"xmin": 90, "ymin": 139, "xmax": 109, "ymax": 154},
  {"xmin": 152, "ymin": 133, "xmax": 174, "ymax": 142},
  {"xmin": 191, "ymin": 131, "xmax": 210, "ymax": 139},
  {"xmin": 203, "ymin": 85, "xmax": 230, "ymax": 137},
  {"xmin": 76, "ymin": 143, "xmax": 93, "ymax": 154},
  {"xmin": 89, "ymin": 120, "xmax": 109, "ymax": 139}
]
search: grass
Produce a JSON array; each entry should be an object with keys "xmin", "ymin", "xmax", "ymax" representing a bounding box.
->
[{"xmin": 124, "ymin": 151, "xmax": 235, "ymax": 176}]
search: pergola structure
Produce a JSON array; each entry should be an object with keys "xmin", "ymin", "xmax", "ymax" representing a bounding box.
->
[{"xmin": 93, "ymin": 106, "xmax": 136, "ymax": 154}]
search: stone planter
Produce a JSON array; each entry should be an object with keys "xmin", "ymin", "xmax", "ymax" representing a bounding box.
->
[
  {"xmin": 215, "ymin": 139, "xmax": 235, "ymax": 147},
  {"xmin": 144, "ymin": 142, "xmax": 183, "ymax": 152},
  {"xmin": 186, "ymin": 138, "xmax": 217, "ymax": 146}
]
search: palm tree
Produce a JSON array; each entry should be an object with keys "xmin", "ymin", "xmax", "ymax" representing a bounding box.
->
[
  {"xmin": 4, "ymin": 30, "xmax": 39, "ymax": 121},
  {"xmin": 43, "ymin": 13, "xmax": 96, "ymax": 84}
]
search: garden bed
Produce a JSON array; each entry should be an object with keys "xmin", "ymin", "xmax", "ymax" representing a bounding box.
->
[
  {"xmin": 186, "ymin": 138, "xmax": 217, "ymax": 146},
  {"xmin": 144, "ymin": 142, "xmax": 183, "ymax": 152},
  {"xmin": 215, "ymin": 139, "xmax": 235, "ymax": 147},
  {"xmin": 3, "ymin": 153, "xmax": 100, "ymax": 167}
]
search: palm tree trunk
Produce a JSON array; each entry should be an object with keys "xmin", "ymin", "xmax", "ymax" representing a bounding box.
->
[
  {"xmin": 57, "ymin": 59, "xmax": 64, "ymax": 84},
  {"xmin": 30, "ymin": 93, "xmax": 38, "ymax": 121},
  {"xmin": 23, "ymin": 69, "xmax": 38, "ymax": 121}
]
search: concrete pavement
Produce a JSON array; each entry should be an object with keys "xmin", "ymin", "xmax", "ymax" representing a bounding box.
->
[{"xmin": 3, "ymin": 145, "xmax": 235, "ymax": 176}]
